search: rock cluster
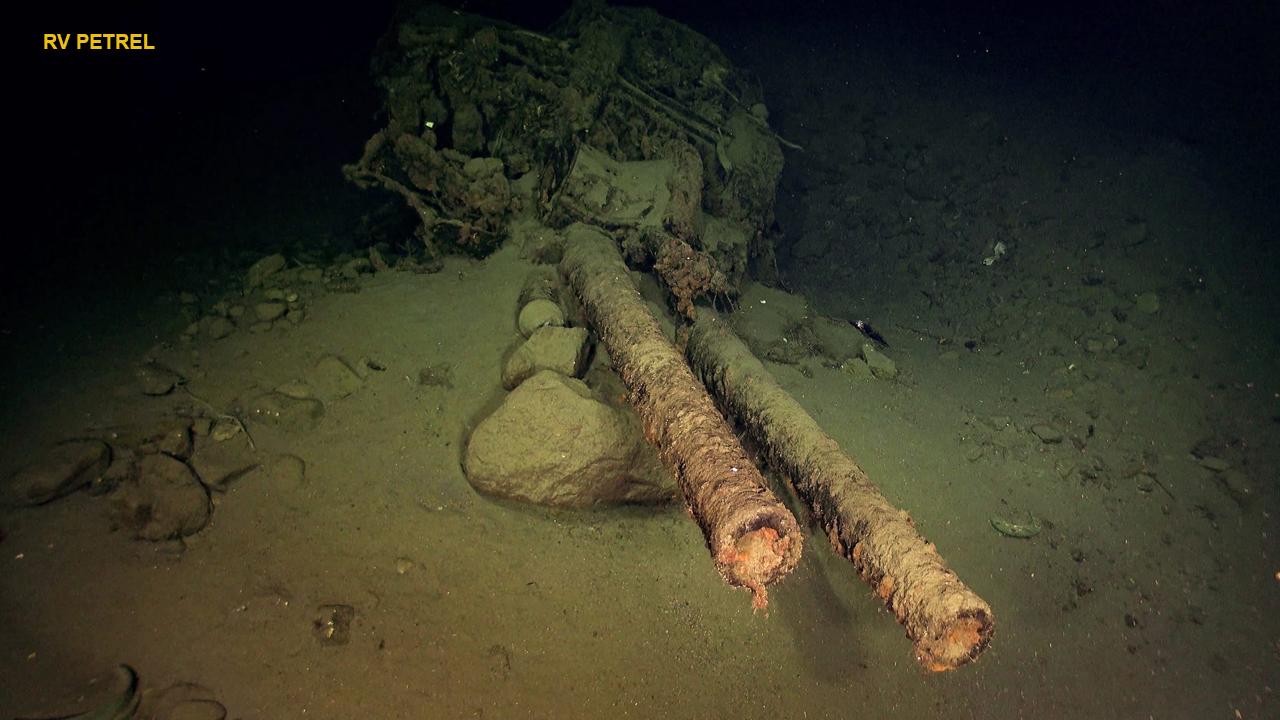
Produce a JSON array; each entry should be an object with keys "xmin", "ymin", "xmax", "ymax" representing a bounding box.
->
[
  {"xmin": 2, "ymin": 413, "xmax": 306, "ymax": 545},
  {"xmin": 464, "ymin": 265, "xmax": 675, "ymax": 507}
]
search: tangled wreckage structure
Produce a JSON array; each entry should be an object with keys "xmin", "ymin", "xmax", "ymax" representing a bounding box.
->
[
  {"xmin": 346, "ymin": 1, "xmax": 994, "ymax": 671},
  {"xmin": 344, "ymin": 0, "xmax": 790, "ymax": 314}
]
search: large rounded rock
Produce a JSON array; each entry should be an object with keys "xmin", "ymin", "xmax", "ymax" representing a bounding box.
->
[
  {"xmin": 463, "ymin": 371, "xmax": 674, "ymax": 508},
  {"xmin": 112, "ymin": 454, "xmax": 211, "ymax": 541}
]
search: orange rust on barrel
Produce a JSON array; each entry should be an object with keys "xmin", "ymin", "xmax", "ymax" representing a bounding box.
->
[{"xmin": 723, "ymin": 526, "xmax": 791, "ymax": 610}]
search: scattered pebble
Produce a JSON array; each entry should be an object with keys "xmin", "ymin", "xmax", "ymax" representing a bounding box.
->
[
  {"xmin": 1031, "ymin": 423, "xmax": 1064, "ymax": 444},
  {"xmin": 313, "ymin": 604, "xmax": 356, "ymax": 646}
]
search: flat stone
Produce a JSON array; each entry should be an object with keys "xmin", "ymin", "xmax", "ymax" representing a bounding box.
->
[
  {"xmin": 1031, "ymin": 423, "xmax": 1064, "ymax": 444},
  {"xmin": 255, "ymin": 302, "xmax": 287, "ymax": 322},
  {"xmin": 841, "ymin": 358, "xmax": 873, "ymax": 381},
  {"xmin": 306, "ymin": 355, "xmax": 365, "ymax": 400},
  {"xmin": 137, "ymin": 362, "xmax": 184, "ymax": 396},
  {"xmin": 1134, "ymin": 292, "xmax": 1160, "ymax": 314},
  {"xmin": 248, "ymin": 391, "xmax": 325, "ymax": 430},
  {"xmin": 1198, "ymin": 456, "xmax": 1231, "ymax": 472},
  {"xmin": 267, "ymin": 453, "xmax": 306, "ymax": 488},
  {"xmin": 189, "ymin": 434, "xmax": 260, "ymax": 490},
  {"xmin": 860, "ymin": 343, "xmax": 898, "ymax": 380},
  {"xmin": 4, "ymin": 440, "xmax": 111, "ymax": 505}
]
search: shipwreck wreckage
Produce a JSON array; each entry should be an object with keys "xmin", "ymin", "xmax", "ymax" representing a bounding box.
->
[{"xmin": 345, "ymin": 0, "xmax": 994, "ymax": 671}]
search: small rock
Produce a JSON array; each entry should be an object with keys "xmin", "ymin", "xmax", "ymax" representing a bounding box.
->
[
  {"xmin": 1218, "ymin": 470, "xmax": 1253, "ymax": 507},
  {"xmin": 314, "ymin": 604, "xmax": 356, "ymax": 646},
  {"xmin": 262, "ymin": 288, "xmax": 286, "ymax": 301},
  {"xmin": 199, "ymin": 315, "xmax": 234, "ymax": 340},
  {"xmin": 859, "ymin": 343, "xmax": 898, "ymax": 380},
  {"xmin": 255, "ymin": 302, "xmax": 287, "ymax": 322},
  {"xmin": 275, "ymin": 381, "xmax": 315, "ymax": 400},
  {"xmin": 1031, "ymin": 423, "xmax": 1064, "ymax": 443},
  {"xmin": 501, "ymin": 326, "xmax": 590, "ymax": 389},
  {"xmin": 980, "ymin": 415, "xmax": 1012, "ymax": 430},
  {"xmin": 4, "ymin": 440, "xmax": 111, "ymax": 505},
  {"xmin": 841, "ymin": 358, "xmax": 873, "ymax": 381},
  {"xmin": 138, "ymin": 419, "xmax": 193, "ymax": 459},
  {"xmin": 1197, "ymin": 456, "xmax": 1231, "ymax": 472},
  {"xmin": 137, "ymin": 361, "xmax": 184, "ymax": 396},
  {"xmin": 209, "ymin": 416, "xmax": 242, "ymax": 442},
  {"xmin": 245, "ymin": 253, "xmax": 287, "ymax": 289},
  {"xmin": 341, "ymin": 258, "xmax": 372, "ymax": 279},
  {"xmin": 394, "ymin": 557, "xmax": 416, "ymax": 575},
  {"xmin": 517, "ymin": 299, "xmax": 565, "ymax": 337},
  {"xmin": 306, "ymin": 355, "xmax": 365, "ymax": 400},
  {"xmin": 261, "ymin": 453, "xmax": 306, "ymax": 489},
  {"xmin": 463, "ymin": 156, "xmax": 504, "ymax": 179},
  {"xmin": 1134, "ymin": 292, "xmax": 1160, "ymax": 315}
]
